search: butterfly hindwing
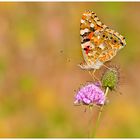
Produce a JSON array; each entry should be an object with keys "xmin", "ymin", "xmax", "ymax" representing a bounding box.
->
[{"xmin": 98, "ymin": 28, "xmax": 126, "ymax": 63}]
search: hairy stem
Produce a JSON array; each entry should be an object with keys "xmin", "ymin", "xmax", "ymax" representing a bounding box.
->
[{"xmin": 92, "ymin": 86, "xmax": 109, "ymax": 137}]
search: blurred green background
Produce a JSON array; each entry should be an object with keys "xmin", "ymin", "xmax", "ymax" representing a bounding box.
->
[{"xmin": 0, "ymin": 2, "xmax": 139, "ymax": 138}]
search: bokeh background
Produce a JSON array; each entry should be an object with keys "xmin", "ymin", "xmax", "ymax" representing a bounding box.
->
[{"xmin": 0, "ymin": 2, "xmax": 139, "ymax": 138}]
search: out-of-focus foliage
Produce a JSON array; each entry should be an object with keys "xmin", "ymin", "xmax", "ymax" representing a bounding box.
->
[{"xmin": 0, "ymin": 2, "xmax": 139, "ymax": 138}]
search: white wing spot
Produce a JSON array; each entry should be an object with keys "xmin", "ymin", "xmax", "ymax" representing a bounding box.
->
[
  {"xmin": 81, "ymin": 19, "xmax": 85, "ymax": 23},
  {"xmin": 97, "ymin": 21, "xmax": 102, "ymax": 26},
  {"xmin": 99, "ymin": 43, "xmax": 105, "ymax": 50},
  {"xmin": 80, "ymin": 28, "xmax": 89, "ymax": 35},
  {"xmin": 97, "ymin": 36, "xmax": 100, "ymax": 39},
  {"xmin": 90, "ymin": 23, "xmax": 94, "ymax": 28}
]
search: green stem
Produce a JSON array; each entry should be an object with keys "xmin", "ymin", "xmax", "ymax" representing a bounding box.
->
[{"xmin": 92, "ymin": 86, "xmax": 109, "ymax": 137}]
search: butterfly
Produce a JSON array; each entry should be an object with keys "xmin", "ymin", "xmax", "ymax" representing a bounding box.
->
[{"xmin": 79, "ymin": 10, "xmax": 126, "ymax": 70}]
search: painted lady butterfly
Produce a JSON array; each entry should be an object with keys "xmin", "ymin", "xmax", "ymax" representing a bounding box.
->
[{"xmin": 79, "ymin": 10, "xmax": 126, "ymax": 70}]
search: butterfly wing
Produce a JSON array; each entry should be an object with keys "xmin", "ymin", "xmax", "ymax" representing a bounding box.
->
[
  {"xmin": 80, "ymin": 10, "xmax": 107, "ymax": 69},
  {"xmin": 80, "ymin": 10, "xmax": 126, "ymax": 70},
  {"xmin": 97, "ymin": 28, "xmax": 126, "ymax": 63}
]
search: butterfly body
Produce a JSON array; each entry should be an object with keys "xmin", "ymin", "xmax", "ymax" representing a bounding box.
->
[{"xmin": 79, "ymin": 10, "xmax": 126, "ymax": 70}]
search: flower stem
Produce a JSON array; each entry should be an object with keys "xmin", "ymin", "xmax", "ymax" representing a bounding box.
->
[{"xmin": 92, "ymin": 86, "xmax": 109, "ymax": 137}]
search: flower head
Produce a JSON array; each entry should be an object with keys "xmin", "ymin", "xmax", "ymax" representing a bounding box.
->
[
  {"xmin": 101, "ymin": 67, "xmax": 119, "ymax": 90},
  {"xmin": 74, "ymin": 83, "xmax": 105, "ymax": 106}
]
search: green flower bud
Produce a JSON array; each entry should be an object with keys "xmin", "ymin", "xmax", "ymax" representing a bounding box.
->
[{"xmin": 101, "ymin": 67, "xmax": 119, "ymax": 90}]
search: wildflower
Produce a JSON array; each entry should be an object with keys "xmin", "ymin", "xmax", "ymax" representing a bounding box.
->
[{"xmin": 74, "ymin": 83, "xmax": 105, "ymax": 106}]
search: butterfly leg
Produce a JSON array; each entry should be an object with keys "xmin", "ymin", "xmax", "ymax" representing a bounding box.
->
[
  {"xmin": 103, "ymin": 64, "xmax": 116, "ymax": 72},
  {"xmin": 88, "ymin": 70, "xmax": 95, "ymax": 81},
  {"xmin": 88, "ymin": 70, "xmax": 99, "ymax": 81},
  {"xmin": 103, "ymin": 63, "xmax": 111, "ymax": 70},
  {"xmin": 88, "ymin": 70, "xmax": 102, "ymax": 86}
]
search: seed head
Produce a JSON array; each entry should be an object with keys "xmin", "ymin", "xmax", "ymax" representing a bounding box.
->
[{"xmin": 101, "ymin": 67, "xmax": 119, "ymax": 90}]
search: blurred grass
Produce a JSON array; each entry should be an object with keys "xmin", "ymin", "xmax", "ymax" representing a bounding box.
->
[{"xmin": 0, "ymin": 2, "xmax": 139, "ymax": 138}]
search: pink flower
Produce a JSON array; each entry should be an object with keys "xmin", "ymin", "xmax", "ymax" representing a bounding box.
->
[{"xmin": 74, "ymin": 83, "xmax": 105, "ymax": 106}]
